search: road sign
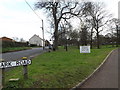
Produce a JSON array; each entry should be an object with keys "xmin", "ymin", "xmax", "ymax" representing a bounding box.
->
[
  {"xmin": 80, "ymin": 46, "xmax": 90, "ymax": 53},
  {"xmin": 0, "ymin": 60, "xmax": 31, "ymax": 68}
]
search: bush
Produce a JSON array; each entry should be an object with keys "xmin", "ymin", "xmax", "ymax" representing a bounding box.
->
[{"xmin": 2, "ymin": 41, "xmax": 29, "ymax": 48}]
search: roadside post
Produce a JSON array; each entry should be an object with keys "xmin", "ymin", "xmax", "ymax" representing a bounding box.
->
[
  {"xmin": 22, "ymin": 57, "xmax": 28, "ymax": 79},
  {"xmin": 0, "ymin": 57, "xmax": 31, "ymax": 89},
  {"xmin": 0, "ymin": 59, "xmax": 5, "ymax": 89}
]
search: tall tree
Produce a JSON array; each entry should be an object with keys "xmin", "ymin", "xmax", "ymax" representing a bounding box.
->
[
  {"xmin": 82, "ymin": 2, "xmax": 112, "ymax": 49},
  {"xmin": 69, "ymin": 29, "xmax": 79, "ymax": 47},
  {"xmin": 35, "ymin": 0, "xmax": 82, "ymax": 51},
  {"xmin": 58, "ymin": 19, "xmax": 72, "ymax": 47},
  {"xmin": 79, "ymin": 17, "xmax": 94, "ymax": 48},
  {"xmin": 107, "ymin": 18, "xmax": 117, "ymax": 47},
  {"xmin": 111, "ymin": 18, "xmax": 120, "ymax": 47},
  {"xmin": 80, "ymin": 23, "xmax": 88, "ymax": 45}
]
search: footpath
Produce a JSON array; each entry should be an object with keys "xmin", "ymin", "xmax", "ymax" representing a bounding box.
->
[{"xmin": 76, "ymin": 49, "xmax": 119, "ymax": 88}]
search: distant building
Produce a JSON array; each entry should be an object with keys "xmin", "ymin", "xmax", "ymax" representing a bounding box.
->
[
  {"xmin": 0, "ymin": 37, "xmax": 14, "ymax": 42},
  {"xmin": 45, "ymin": 40, "xmax": 50, "ymax": 46},
  {"xmin": 29, "ymin": 34, "xmax": 43, "ymax": 46}
]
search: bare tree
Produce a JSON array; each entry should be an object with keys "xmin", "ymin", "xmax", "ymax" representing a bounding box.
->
[
  {"xmin": 68, "ymin": 29, "xmax": 79, "ymax": 48},
  {"xmin": 78, "ymin": 16, "xmax": 94, "ymax": 48},
  {"xmin": 12, "ymin": 37, "xmax": 19, "ymax": 42},
  {"xmin": 80, "ymin": 25, "xmax": 89, "ymax": 46},
  {"xmin": 104, "ymin": 33, "xmax": 112, "ymax": 47},
  {"xmin": 85, "ymin": 18, "xmax": 94, "ymax": 48},
  {"xmin": 58, "ymin": 19, "xmax": 71, "ymax": 48},
  {"xmin": 82, "ymin": 2, "xmax": 112, "ymax": 49},
  {"xmin": 107, "ymin": 18, "xmax": 117, "ymax": 47},
  {"xmin": 20, "ymin": 38, "xmax": 26, "ymax": 42},
  {"xmin": 35, "ymin": 0, "xmax": 82, "ymax": 51},
  {"xmin": 111, "ymin": 18, "xmax": 120, "ymax": 47}
]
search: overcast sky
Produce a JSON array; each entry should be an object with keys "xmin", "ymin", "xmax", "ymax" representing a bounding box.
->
[{"xmin": 0, "ymin": 0, "xmax": 120, "ymax": 41}]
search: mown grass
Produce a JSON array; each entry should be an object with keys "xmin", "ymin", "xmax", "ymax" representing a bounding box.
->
[
  {"xmin": 4, "ymin": 46, "xmax": 117, "ymax": 88},
  {"xmin": 2, "ymin": 47, "xmax": 31, "ymax": 53}
]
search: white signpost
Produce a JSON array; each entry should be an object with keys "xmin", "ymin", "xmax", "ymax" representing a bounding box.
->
[
  {"xmin": 0, "ymin": 58, "xmax": 31, "ymax": 89},
  {"xmin": 80, "ymin": 46, "xmax": 90, "ymax": 53},
  {"xmin": 0, "ymin": 60, "xmax": 31, "ymax": 69}
]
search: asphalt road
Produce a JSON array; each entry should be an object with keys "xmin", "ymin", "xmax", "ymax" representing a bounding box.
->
[
  {"xmin": 77, "ymin": 49, "xmax": 119, "ymax": 88},
  {"xmin": 1, "ymin": 47, "xmax": 48, "ymax": 61}
]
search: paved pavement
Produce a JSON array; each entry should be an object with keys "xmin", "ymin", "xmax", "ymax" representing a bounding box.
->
[
  {"xmin": 1, "ymin": 47, "xmax": 48, "ymax": 61},
  {"xmin": 77, "ymin": 49, "xmax": 119, "ymax": 88}
]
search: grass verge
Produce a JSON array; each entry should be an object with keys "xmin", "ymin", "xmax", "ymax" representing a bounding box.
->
[{"xmin": 4, "ymin": 46, "xmax": 117, "ymax": 88}]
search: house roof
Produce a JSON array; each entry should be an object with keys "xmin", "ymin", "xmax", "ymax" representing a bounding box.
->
[
  {"xmin": 0, "ymin": 37, "xmax": 14, "ymax": 41},
  {"xmin": 29, "ymin": 34, "xmax": 43, "ymax": 40}
]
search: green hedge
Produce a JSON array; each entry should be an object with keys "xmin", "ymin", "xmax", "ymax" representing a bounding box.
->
[{"xmin": 2, "ymin": 41, "xmax": 29, "ymax": 48}]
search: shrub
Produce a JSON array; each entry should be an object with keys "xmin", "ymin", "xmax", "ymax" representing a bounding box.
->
[{"xmin": 2, "ymin": 41, "xmax": 29, "ymax": 48}]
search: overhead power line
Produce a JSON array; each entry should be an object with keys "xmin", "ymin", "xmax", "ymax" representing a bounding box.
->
[
  {"xmin": 24, "ymin": 0, "xmax": 42, "ymax": 20},
  {"xmin": 24, "ymin": 0, "xmax": 45, "ymax": 50}
]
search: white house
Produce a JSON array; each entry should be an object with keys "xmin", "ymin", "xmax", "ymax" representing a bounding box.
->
[{"xmin": 29, "ymin": 34, "xmax": 43, "ymax": 46}]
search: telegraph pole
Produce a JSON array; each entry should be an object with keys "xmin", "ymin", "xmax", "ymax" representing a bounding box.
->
[
  {"xmin": 24, "ymin": 0, "xmax": 45, "ymax": 50},
  {"xmin": 42, "ymin": 20, "xmax": 45, "ymax": 50},
  {"xmin": 116, "ymin": 25, "xmax": 119, "ymax": 47}
]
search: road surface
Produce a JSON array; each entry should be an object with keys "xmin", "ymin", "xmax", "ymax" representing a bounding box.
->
[
  {"xmin": 1, "ymin": 48, "xmax": 48, "ymax": 61},
  {"xmin": 77, "ymin": 49, "xmax": 119, "ymax": 88}
]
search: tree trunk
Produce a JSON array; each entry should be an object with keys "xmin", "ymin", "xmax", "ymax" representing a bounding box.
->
[
  {"xmin": 78, "ymin": 41, "xmax": 79, "ymax": 49},
  {"xmin": 90, "ymin": 28, "xmax": 93, "ymax": 49},
  {"xmin": 52, "ymin": 5, "xmax": 59, "ymax": 51},
  {"xmin": 53, "ymin": 24, "xmax": 59, "ymax": 51},
  {"xmin": 96, "ymin": 30, "xmax": 100, "ymax": 49},
  {"xmin": 111, "ymin": 36, "xmax": 114, "ymax": 47},
  {"xmin": 65, "ymin": 38, "xmax": 68, "ymax": 51}
]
